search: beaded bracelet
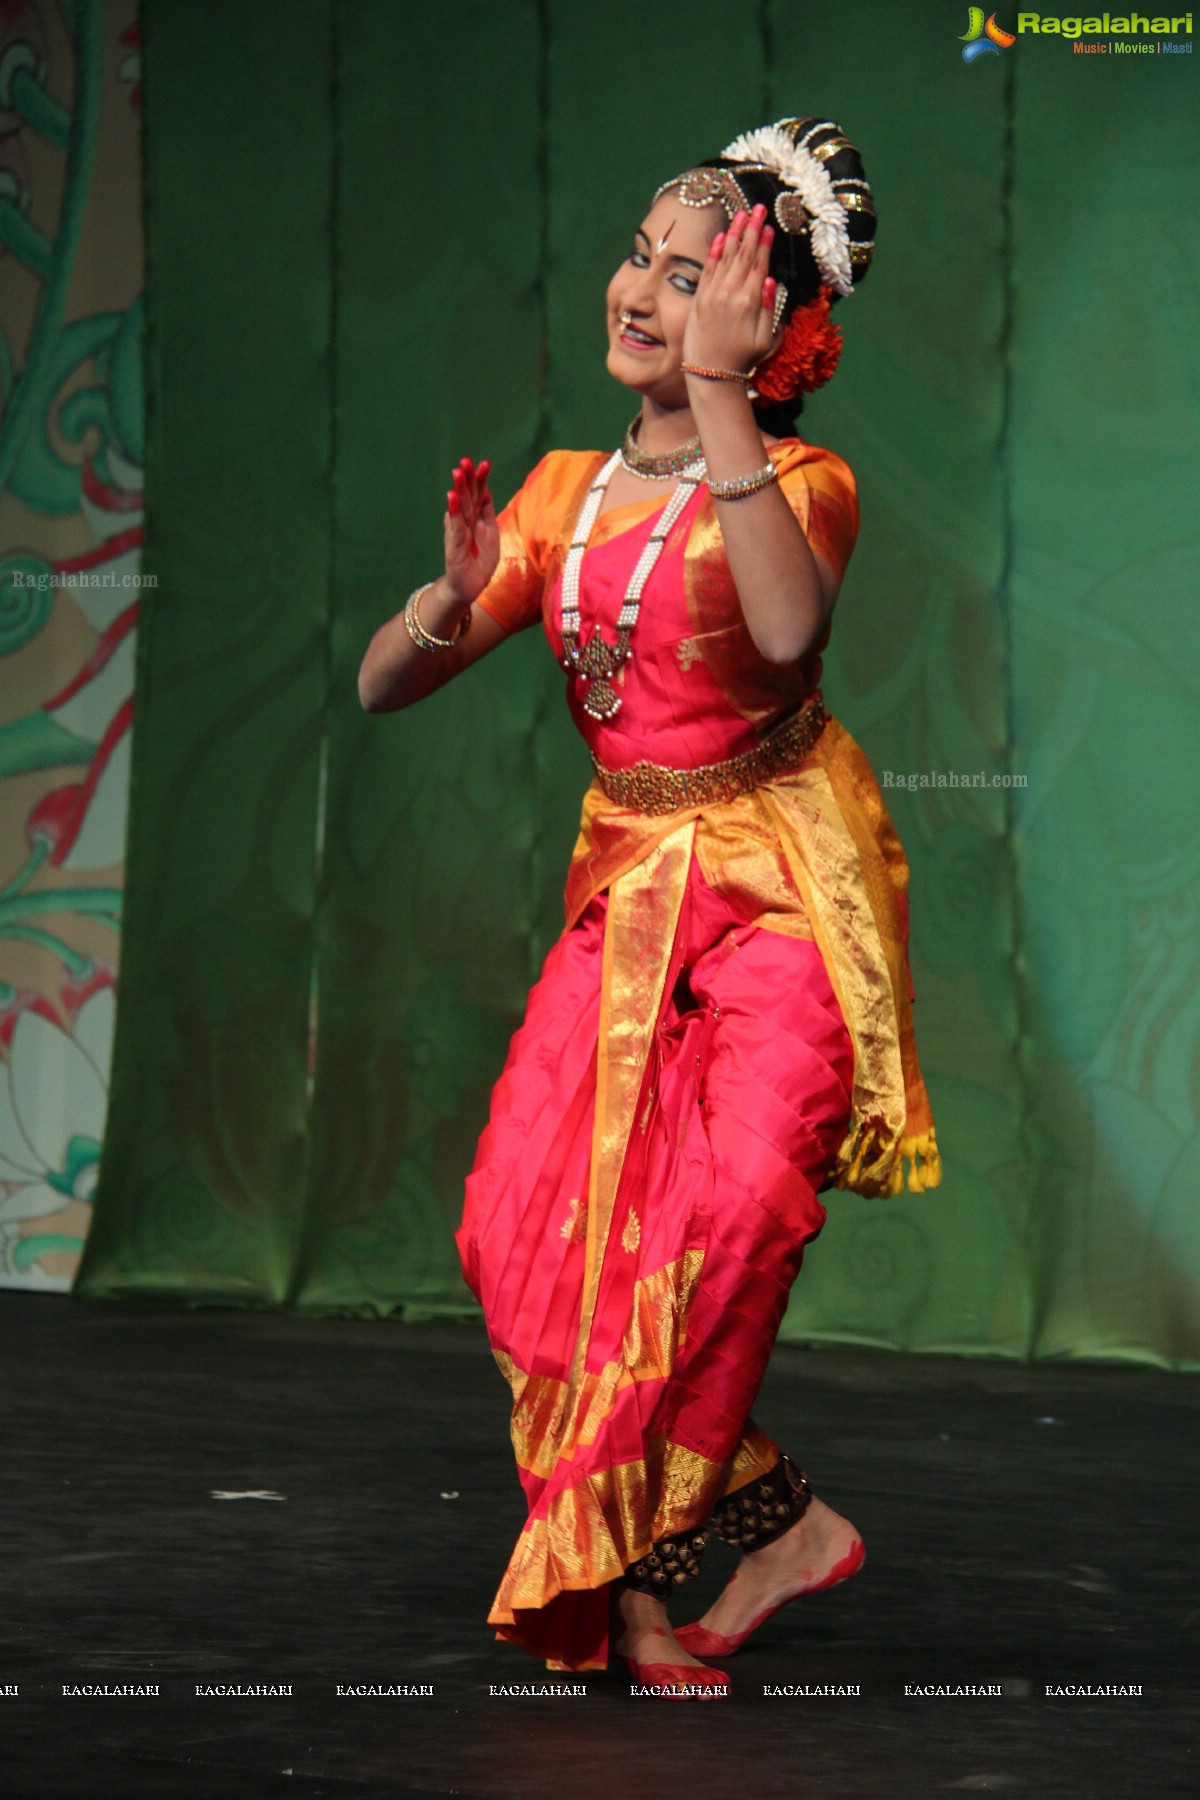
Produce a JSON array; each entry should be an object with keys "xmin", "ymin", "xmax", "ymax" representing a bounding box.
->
[
  {"xmin": 708, "ymin": 462, "xmax": 779, "ymax": 502},
  {"xmin": 681, "ymin": 362, "xmax": 757, "ymax": 385},
  {"xmin": 403, "ymin": 582, "xmax": 472, "ymax": 652}
]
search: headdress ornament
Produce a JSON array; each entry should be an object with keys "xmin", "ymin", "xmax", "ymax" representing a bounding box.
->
[
  {"xmin": 720, "ymin": 122, "xmax": 854, "ymax": 296},
  {"xmin": 653, "ymin": 118, "xmax": 876, "ymax": 301}
]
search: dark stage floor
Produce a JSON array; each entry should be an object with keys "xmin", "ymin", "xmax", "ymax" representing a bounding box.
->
[{"xmin": 2, "ymin": 1295, "xmax": 1196, "ymax": 1798}]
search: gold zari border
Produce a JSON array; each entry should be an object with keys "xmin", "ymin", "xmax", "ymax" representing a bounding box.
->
[
  {"xmin": 488, "ymin": 1433, "xmax": 726, "ymax": 1626},
  {"xmin": 564, "ymin": 824, "xmax": 696, "ymax": 1403},
  {"xmin": 494, "ymin": 1248, "xmax": 706, "ymax": 1481}
]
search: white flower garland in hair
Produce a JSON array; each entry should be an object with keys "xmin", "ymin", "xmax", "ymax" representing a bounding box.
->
[{"xmin": 720, "ymin": 123, "xmax": 854, "ymax": 297}]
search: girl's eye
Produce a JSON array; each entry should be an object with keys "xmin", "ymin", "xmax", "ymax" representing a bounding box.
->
[{"xmin": 624, "ymin": 249, "xmax": 696, "ymax": 294}]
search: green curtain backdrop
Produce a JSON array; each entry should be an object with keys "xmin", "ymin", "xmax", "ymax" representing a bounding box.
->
[{"xmin": 77, "ymin": 1, "xmax": 1200, "ymax": 1367}]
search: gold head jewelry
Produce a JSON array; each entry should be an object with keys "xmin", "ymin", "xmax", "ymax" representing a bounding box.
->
[
  {"xmin": 653, "ymin": 167, "xmax": 753, "ymax": 219},
  {"xmin": 653, "ymin": 119, "xmax": 877, "ymax": 298}
]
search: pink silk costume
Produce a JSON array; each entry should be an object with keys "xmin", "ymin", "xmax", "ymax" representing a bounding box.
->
[{"xmin": 453, "ymin": 438, "xmax": 940, "ymax": 1672}]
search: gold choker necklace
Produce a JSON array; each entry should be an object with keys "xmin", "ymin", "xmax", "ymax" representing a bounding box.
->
[{"xmin": 620, "ymin": 414, "xmax": 705, "ymax": 481}]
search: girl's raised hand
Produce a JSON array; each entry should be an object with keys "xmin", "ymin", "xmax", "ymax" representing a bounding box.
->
[
  {"xmin": 443, "ymin": 456, "xmax": 499, "ymax": 604},
  {"xmin": 682, "ymin": 203, "xmax": 779, "ymax": 376}
]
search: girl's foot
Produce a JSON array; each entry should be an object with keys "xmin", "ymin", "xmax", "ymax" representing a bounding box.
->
[
  {"xmin": 610, "ymin": 1586, "xmax": 730, "ymax": 1698},
  {"xmin": 675, "ymin": 1495, "xmax": 864, "ymax": 1658}
]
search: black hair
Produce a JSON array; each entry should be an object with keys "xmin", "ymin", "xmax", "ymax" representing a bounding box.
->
[{"xmin": 699, "ymin": 118, "xmax": 875, "ymax": 435}]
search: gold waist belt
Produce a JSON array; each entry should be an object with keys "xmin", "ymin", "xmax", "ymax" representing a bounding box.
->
[{"xmin": 590, "ymin": 692, "xmax": 829, "ymax": 815}]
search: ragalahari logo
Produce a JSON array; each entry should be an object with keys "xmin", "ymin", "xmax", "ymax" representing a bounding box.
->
[{"xmin": 961, "ymin": 7, "xmax": 1017, "ymax": 57}]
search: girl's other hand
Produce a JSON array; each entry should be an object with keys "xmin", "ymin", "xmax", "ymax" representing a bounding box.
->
[{"xmin": 444, "ymin": 456, "xmax": 499, "ymax": 603}]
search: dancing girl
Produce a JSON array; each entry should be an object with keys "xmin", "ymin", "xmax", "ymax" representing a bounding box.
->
[{"xmin": 359, "ymin": 117, "xmax": 939, "ymax": 1698}]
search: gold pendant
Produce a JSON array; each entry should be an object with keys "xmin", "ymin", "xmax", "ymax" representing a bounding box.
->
[
  {"xmin": 583, "ymin": 677, "xmax": 622, "ymax": 720},
  {"xmin": 579, "ymin": 635, "xmax": 618, "ymax": 679}
]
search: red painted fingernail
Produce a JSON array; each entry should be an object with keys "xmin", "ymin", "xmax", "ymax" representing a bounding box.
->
[
  {"xmin": 762, "ymin": 278, "xmax": 777, "ymax": 310},
  {"xmin": 711, "ymin": 231, "xmax": 726, "ymax": 255},
  {"xmin": 763, "ymin": 224, "xmax": 776, "ymax": 247},
  {"xmin": 448, "ymin": 493, "xmax": 461, "ymax": 514},
  {"xmin": 483, "ymin": 492, "xmax": 493, "ymax": 509},
  {"xmin": 478, "ymin": 461, "xmax": 491, "ymax": 482}
]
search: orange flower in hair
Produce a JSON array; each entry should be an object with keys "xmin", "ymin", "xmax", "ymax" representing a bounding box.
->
[{"xmin": 753, "ymin": 285, "xmax": 843, "ymax": 403}]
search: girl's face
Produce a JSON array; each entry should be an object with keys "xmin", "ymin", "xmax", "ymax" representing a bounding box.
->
[{"xmin": 605, "ymin": 194, "xmax": 724, "ymax": 403}]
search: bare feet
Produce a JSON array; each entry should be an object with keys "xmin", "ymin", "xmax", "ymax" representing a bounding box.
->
[
  {"xmin": 683, "ymin": 1496, "xmax": 864, "ymax": 1646},
  {"xmin": 609, "ymin": 1586, "xmax": 712, "ymax": 1674}
]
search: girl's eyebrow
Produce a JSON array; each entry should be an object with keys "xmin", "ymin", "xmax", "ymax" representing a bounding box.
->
[{"xmin": 633, "ymin": 228, "xmax": 703, "ymax": 273}]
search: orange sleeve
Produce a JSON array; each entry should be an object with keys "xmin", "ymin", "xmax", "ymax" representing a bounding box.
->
[
  {"xmin": 474, "ymin": 451, "xmax": 600, "ymax": 636},
  {"xmin": 776, "ymin": 446, "xmax": 860, "ymax": 585}
]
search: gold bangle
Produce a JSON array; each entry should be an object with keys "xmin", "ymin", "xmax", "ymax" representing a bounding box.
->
[
  {"xmin": 707, "ymin": 462, "xmax": 779, "ymax": 502},
  {"xmin": 681, "ymin": 362, "xmax": 756, "ymax": 384},
  {"xmin": 403, "ymin": 582, "xmax": 472, "ymax": 652}
]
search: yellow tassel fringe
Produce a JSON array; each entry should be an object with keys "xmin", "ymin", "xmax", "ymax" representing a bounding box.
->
[{"xmin": 833, "ymin": 1122, "xmax": 942, "ymax": 1200}]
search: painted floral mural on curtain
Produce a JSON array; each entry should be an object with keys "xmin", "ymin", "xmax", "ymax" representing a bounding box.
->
[{"xmin": 0, "ymin": 0, "xmax": 142, "ymax": 1289}]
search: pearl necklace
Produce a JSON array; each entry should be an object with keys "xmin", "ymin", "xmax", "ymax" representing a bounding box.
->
[{"xmin": 560, "ymin": 448, "xmax": 705, "ymax": 720}]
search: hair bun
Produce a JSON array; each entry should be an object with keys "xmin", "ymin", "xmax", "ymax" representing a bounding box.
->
[{"xmin": 771, "ymin": 117, "xmax": 876, "ymax": 290}]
